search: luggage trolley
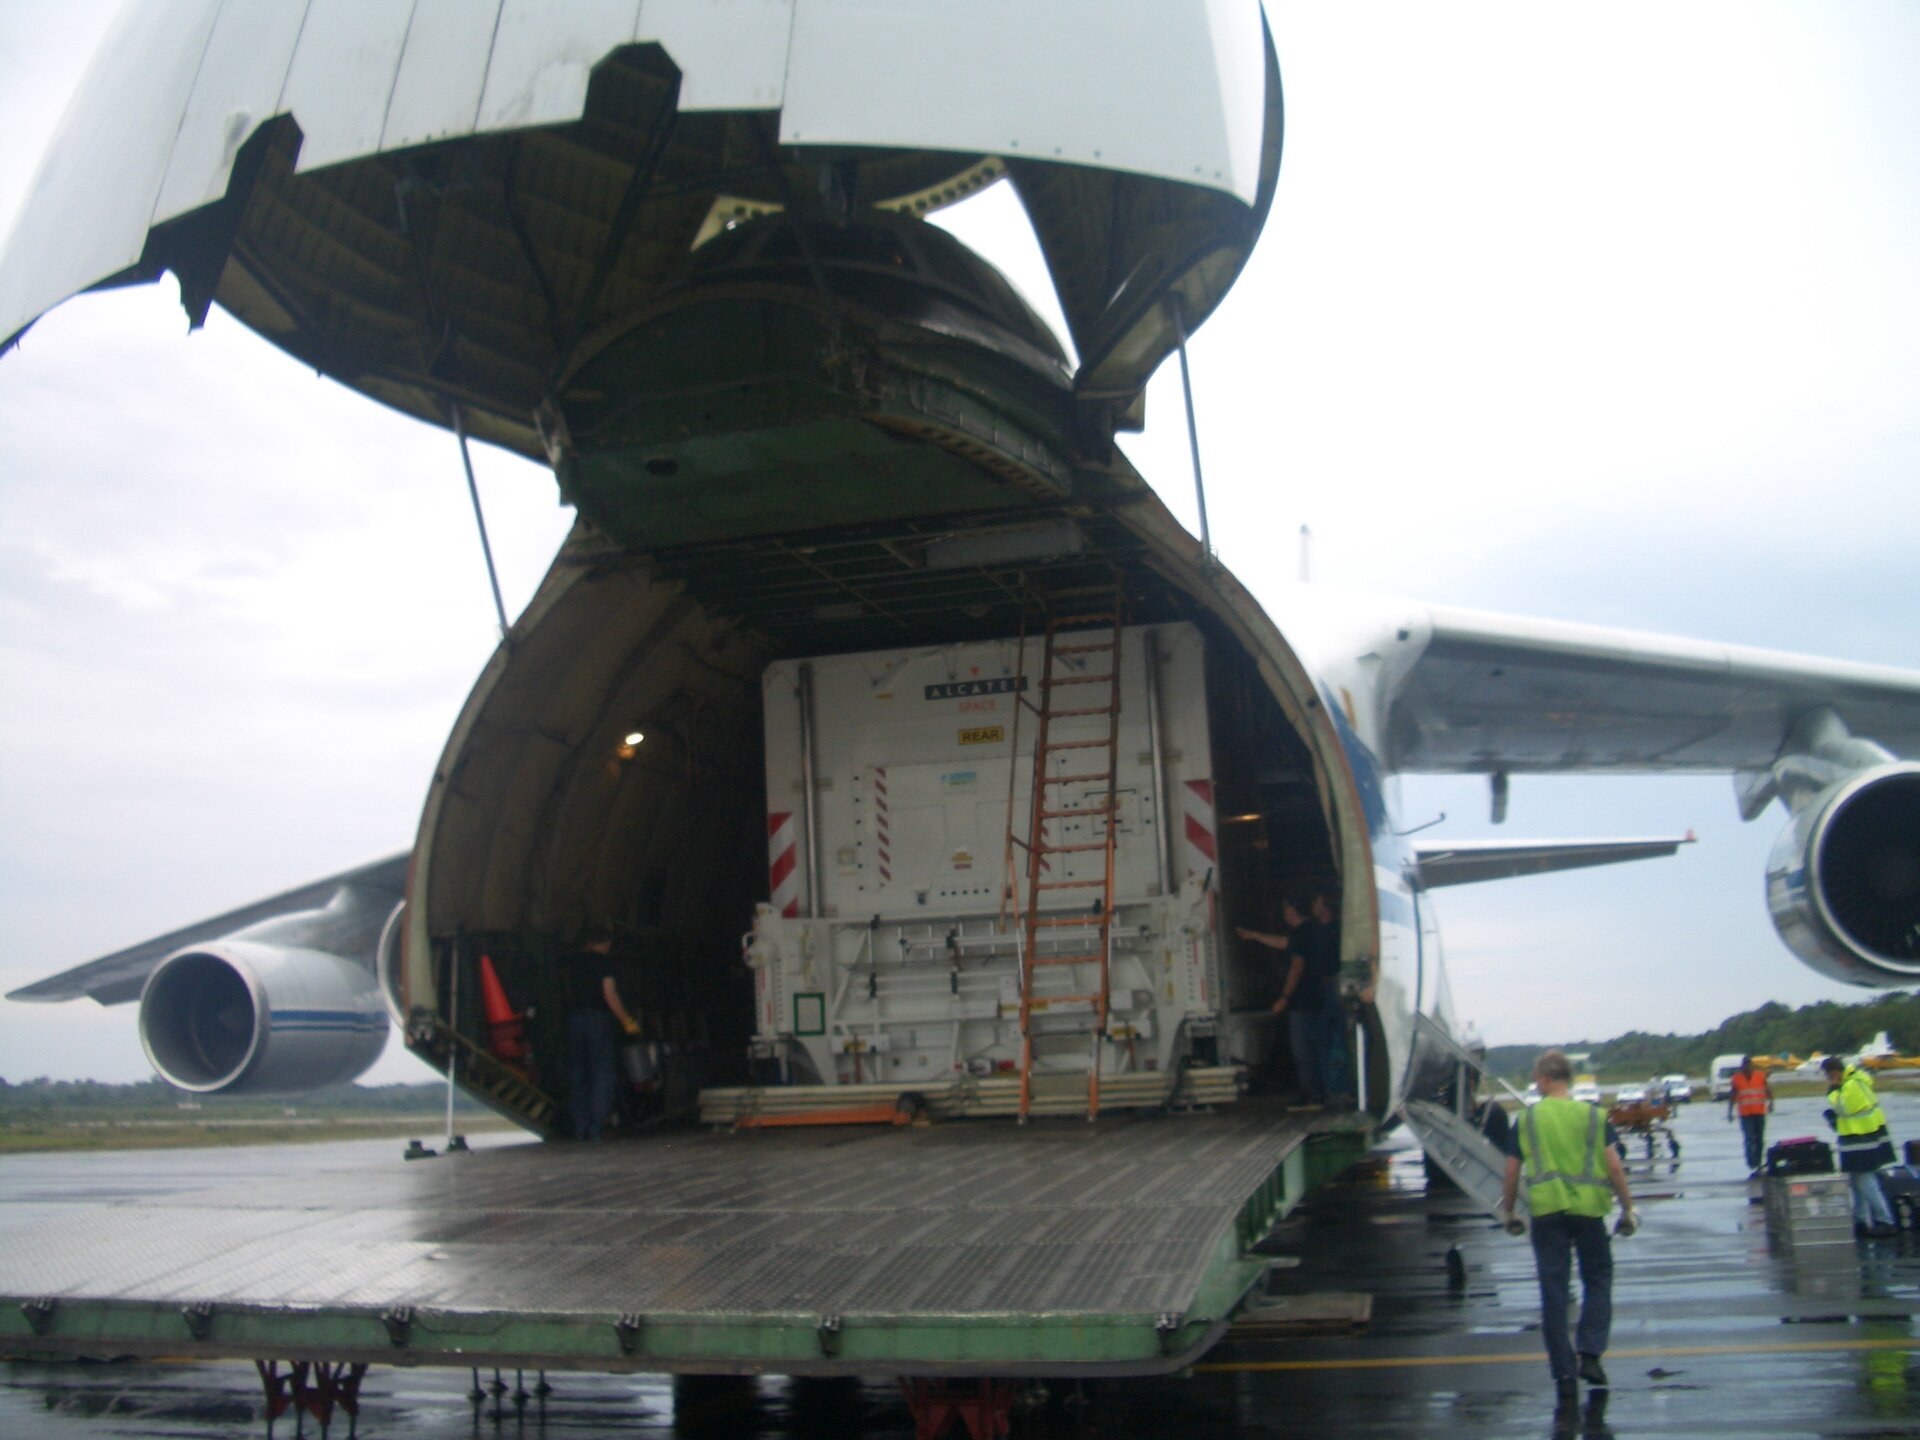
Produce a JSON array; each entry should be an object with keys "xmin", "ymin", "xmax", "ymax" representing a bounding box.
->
[{"xmin": 1607, "ymin": 1092, "xmax": 1681, "ymax": 1160}]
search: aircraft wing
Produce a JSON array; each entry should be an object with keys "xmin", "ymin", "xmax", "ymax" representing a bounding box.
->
[
  {"xmin": 5, "ymin": 853, "xmax": 409, "ymax": 1006},
  {"xmin": 1387, "ymin": 605, "xmax": 1920, "ymax": 775}
]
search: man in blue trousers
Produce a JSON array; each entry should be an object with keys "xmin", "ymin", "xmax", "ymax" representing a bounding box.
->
[{"xmin": 1500, "ymin": 1049, "xmax": 1638, "ymax": 1404}]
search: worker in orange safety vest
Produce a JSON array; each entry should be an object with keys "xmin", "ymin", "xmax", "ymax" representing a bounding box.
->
[{"xmin": 1727, "ymin": 1056, "xmax": 1774, "ymax": 1175}]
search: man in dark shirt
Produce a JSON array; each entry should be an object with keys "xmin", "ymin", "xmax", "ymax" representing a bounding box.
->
[
  {"xmin": 565, "ymin": 928, "xmax": 640, "ymax": 1141},
  {"xmin": 1297, "ymin": 890, "xmax": 1350, "ymax": 1106},
  {"xmin": 1239, "ymin": 889, "xmax": 1347, "ymax": 1107},
  {"xmin": 1238, "ymin": 903, "xmax": 1325, "ymax": 1105}
]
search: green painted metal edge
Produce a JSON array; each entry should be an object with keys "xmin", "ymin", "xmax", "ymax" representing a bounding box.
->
[{"xmin": 0, "ymin": 1124, "xmax": 1373, "ymax": 1376}]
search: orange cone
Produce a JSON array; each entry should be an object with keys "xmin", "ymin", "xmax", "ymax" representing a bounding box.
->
[{"xmin": 477, "ymin": 954, "xmax": 529, "ymax": 1066}]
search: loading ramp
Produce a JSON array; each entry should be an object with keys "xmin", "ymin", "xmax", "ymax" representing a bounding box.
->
[{"xmin": 1, "ymin": 1104, "xmax": 1366, "ymax": 1378}]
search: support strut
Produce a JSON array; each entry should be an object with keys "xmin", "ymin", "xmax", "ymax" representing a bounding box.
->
[
  {"xmin": 255, "ymin": 1359, "xmax": 369, "ymax": 1434},
  {"xmin": 899, "ymin": 1378, "xmax": 1017, "ymax": 1440}
]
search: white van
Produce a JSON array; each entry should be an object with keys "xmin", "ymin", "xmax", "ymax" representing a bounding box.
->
[{"xmin": 1710, "ymin": 1054, "xmax": 1745, "ymax": 1101}]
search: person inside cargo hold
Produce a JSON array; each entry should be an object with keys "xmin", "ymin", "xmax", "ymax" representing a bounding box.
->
[
  {"xmin": 565, "ymin": 928, "xmax": 642, "ymax": 1142},
  {"xmin": 1238, "ymin": 890, "xmax": 1346, "ymax": 1107},
  {"xmin": 1499, "ymin": 1048, "xmax": 1637, "ymax": 1403},
  {"xmin": 1726, "ymin": 1055, "xmax": 1774, "ymax": 1174},
  {"xmin": 1299, "ymin": 889, "xmax": 1352, "ymax": 1107},
  {"xmin": 1821, "ymin": 1055, "xmax": 1900, "ymax": 1236},
  {"xmin": 1235, "ymin": 917, "xmax": 1315, "ymax": 1103}
]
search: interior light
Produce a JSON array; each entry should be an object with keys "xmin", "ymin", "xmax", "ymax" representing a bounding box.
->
[{"xmin": 624, "ymin": 731, "xmax": 646, "ymax": 747}]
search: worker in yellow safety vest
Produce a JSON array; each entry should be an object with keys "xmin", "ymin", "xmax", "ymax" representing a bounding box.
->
[
  {"xmin": 1821, "ymin": 1055, "xmax": 1898, "ymax": 1235},
  {"xmin": 1727, "ymin": 1056, "xmax": 1774, "ymax": 1174},
  {"xmin": 1500, "ymin": 1049, "xmax": 1637, "ymax": 1404}
]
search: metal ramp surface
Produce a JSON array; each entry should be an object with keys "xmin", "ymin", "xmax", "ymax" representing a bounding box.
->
[{"xmin": 0, "ymin": 1105, "xmax": 1365, "ymax": 1377}]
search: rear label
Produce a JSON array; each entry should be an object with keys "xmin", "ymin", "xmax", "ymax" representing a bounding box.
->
[{"xmin": 959, "ymin": 726, "xmax": 1004, "ymax": 746}]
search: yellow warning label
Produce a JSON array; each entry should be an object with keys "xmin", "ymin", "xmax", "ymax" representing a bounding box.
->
[{"xmin": 958, "ymin": 725, "xmax": 1005, "ymax": 746}]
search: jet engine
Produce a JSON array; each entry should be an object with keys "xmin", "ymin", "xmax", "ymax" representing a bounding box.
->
[
  {"xmin": 138, "ymin": 941, "xmax": 388, "ymax": 1095},
  {"xmin": 1767, "ymin": 762, "xmax": 1920, "ymax": 986}
]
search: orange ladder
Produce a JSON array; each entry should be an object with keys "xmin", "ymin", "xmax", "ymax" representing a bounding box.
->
[{"xmin": 1009, "ymin": 584, "xmax": 1124, "ymax": 1121}]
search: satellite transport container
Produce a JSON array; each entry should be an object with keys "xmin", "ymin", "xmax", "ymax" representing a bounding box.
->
[{"xmin": 745, "ymin": 622, "xmax": 1246, "ymax": 1090}]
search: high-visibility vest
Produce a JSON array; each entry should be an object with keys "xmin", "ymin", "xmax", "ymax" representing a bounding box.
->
[
  {"xmin": 1730, "ymin": 1070, "xmax": 1770, "ymax": 1116},
  {"xmin": 1829, "ymin": 1067, "xmax": 1893, "ymax": 1169},
  {"xmin": 1518, "ymin": 1097, "xmax": 1614, "ymax": 1218}
]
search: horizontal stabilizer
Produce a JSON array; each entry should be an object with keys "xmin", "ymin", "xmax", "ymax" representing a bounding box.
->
[
  {"xmin": 1413, "ymin": 835, "xmax": 1692, "ymax": 889},
  {"xmin": 6, "ymin": 853, "xmax": 409, "ymax": 1006}
]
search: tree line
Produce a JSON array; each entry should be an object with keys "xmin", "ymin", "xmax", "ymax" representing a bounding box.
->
[
  {"xmin": 1482, "ymin": 989, "xmax": 1920, "ymax": 1083},
  {"xmin": 0, "ymin": 1076, "xmax": 488, "ymax": 1115}
]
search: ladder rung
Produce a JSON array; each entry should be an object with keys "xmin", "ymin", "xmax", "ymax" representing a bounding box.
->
[
  {"xmin": 1036, "ymin": 879, "xmax": 1105, "ymax": 890},
  {"xmin": 1040, "ymin": 771, "xmax": 1112, "ymax": 785},
  {"xmin": 1034, "ymin": 840, "xmax": 1109, "ymax": 854},
  {"xmin": 1041, "ymin": 704, "xmax": 1116, "ymax": 719},
  {"xmin": 1047, "ymin": 674, "xmax": 1114, "ymax": 687},
  {"xmin": 1049, "ymin": 613, "xmax": 1119, "ymax": 628},
  {"xmin": 1032, "ymin": 993, "xmax": 1104, "ymax": 1006},
  {"xmin": 1031, "ymin": 915, "xmax": 1104, "ymax": 928},
  {"xmin": 1039, "ymin": 805, "xmax": 1112, "ymax": 819},
  {"xmin": 1052, "ymin": 641, "xmax": 1115, "ymax": 655},
  {"xmin": 1040, "ymin": 738, "xmax": 1113, "ymax": 752},
  {"xmin": 1034, "ymin": 954, "xmax": 1105, "ymax": 967}
]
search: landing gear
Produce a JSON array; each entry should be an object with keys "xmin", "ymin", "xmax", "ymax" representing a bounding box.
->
[
  {"xmin": 899, "ymin": 1378, "xmax": 1018, "ymax": 1440},
  {"xmin": 255, "ymin": 1360, "xmax": 367, "ymax": 1435}
]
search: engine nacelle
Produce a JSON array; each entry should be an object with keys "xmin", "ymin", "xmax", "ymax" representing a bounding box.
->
[
  {"xmin": 138, "ymin": 941, "xmax": 388, "ymax": 1094},
  {"xmin": 1767, "ymin": 763, "xmax": 1920, "ymax": 986}
]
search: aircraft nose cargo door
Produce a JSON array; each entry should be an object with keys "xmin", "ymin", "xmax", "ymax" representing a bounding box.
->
[{"xmin": 753, "ymin": 625, "xmax": 1222, "ymax": 1096}]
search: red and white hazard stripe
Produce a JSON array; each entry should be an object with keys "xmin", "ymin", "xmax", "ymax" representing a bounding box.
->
[
  {"xmin": 767, "ymin": 812, "xmax": 801, "ymax": 917},
  {"xmin": 1181, "ymin": 778, "xmax": 1218, "ymax": 879},
  {"xmin": 872, "ymin": 766, "xmax": 891, "ymax": 885}
]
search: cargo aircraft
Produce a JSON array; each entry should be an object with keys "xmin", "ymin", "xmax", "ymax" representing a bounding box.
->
[{"xmin": 4, "ymin": 0, "xmax": 1919, "ymax": 1413}]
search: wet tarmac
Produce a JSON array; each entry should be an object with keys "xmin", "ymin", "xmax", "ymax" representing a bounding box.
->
[{"xmin": 4, "ymin": 1094, "xmax": 1918, "ymax": 1438}]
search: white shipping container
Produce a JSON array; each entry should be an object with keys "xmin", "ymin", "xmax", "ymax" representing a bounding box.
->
[{"xmin": 749, "ymin": 623, "xmax": 1224, "ymax": 1087}]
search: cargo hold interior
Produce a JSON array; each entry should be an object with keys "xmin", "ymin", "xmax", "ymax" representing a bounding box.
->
[{"xmin": 405, "ymin": 504, "xmax": 1346, "ymax": 1133}]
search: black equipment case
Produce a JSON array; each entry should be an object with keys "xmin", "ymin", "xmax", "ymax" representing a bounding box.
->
[{"xmin": 1765, "ymin": 1136, "xmax": 1835, "ymax": 1176}]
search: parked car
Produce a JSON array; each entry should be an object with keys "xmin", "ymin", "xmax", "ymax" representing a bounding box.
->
[
  {"xmin": 1572, "ymin": 1078, "xmax": 1603, "ymax": 1105},
  {"xmin": 1614, "ymin": 1085, "xmax": 1647, "ymax": 1106},
  {"xmin": 1661, "ymin": 1073, "xmax": 1694, "ymax": 1103}
]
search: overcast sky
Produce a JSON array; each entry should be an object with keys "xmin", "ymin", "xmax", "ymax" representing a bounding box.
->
[{"xmin": 3, "ymin": 2, "xmax": 1918, "ymax": 1084}]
